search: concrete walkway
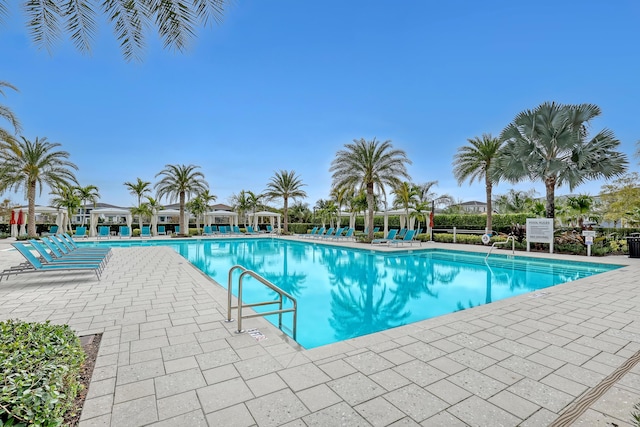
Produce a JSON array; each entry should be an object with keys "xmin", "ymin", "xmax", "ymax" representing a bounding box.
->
[{"xmin": 0, "ymin": 237, "xmax": 639, "ymax": 426}]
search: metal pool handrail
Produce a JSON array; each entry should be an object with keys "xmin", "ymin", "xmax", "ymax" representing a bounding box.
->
[
  {"xmin": 485, "ymin": 235, "xmax": 515, "ymax": 260},
  {"xmin": 226, "ymin": 265, "xmax": 297, "ymax": 340}
]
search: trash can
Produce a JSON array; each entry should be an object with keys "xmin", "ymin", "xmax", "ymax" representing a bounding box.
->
[{"xmin": 627, "ymin": 236, "xmax": 640, "ymax": 258}]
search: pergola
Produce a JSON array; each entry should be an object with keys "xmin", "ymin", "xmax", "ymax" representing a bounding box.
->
[
  {"xmin": 89, "ymin": 208, "xmax": 132, "ymax": 237},
  {"xmin": 246, "ymin": 211, "xmax": 281, "ymax": 231},
  {"xmin": 11, "ymin": 206, "xmax": 67, "ymax": 237},
  {"xmin": 382, "ymin": 208, "xmax": 417, "ymax": 235},
  {"xmin": 205, "ymin": 210, "xmax": 239, "ymax": 228}
]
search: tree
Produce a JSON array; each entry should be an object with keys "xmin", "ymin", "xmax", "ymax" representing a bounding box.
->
[
  {"xmin": 186, "ymin": 196, "xmax": 207, "ymax": 234},
  {"xmin": 600, "ymin": 173, "xmax": 640, "ymax": 227},
  {"xmin": 75, "ymin": 184, "xmax": 100, "ymax": 226},
  {"xmin": 154, "ymin": 164, "xmax": 208, "ymax": 236},
  {"xmin": 453, "ymin": 133, "xmax": 503, "ymax": 233},
  {"xmin": 391, "ymin": 181, "xmax": 419, "ymax": 229},
  {"xmin": 124, "ymin": 178, "xmax": 151, "ymax": 231},
  {"xmin": 0, "ymin": 81, "xmax": 21, "ymax": 149},
  {"xmin": 566, "ymin": 194, "xmax": 594, "ymax": 228},
  {"xmin": 230, "ymin": 190, "xmax": 251, "ymax": 226},
  {"xmin": 50, "ymin": 185, "xmax": 81, "ymax": 232},
  {"xmin": 0, "ymin": 0, "xmax": 229, "ymax": 61},
  {"xmin": 0, "ymin": 136, "xmax": 77, "ymax": 237},
  {"xmin": 263, "ymin": 170, "xmax": 307, "ymax": 233},
  {"xmin": 498, "ymin": 102, "xmax": 628, "ymax": 219},
  {"xmin": 330, "ymin": 138, "xmax": 411, "ymax": 240}
]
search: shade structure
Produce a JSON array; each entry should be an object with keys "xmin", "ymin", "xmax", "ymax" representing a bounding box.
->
[
  {"xmin": 11, "ymin": 206, "xmax": 66, "ymax": 235},
  {"xmin": 382, "ymin": 208, "xmax": 416, "ymax": 235},
  {"xmin": 246, "ymin": 211, "xmax": 281, "ymax": 231},
  {"xmin": 89, "ymin": 208, "xmax": 133, "ymax": 237},
  {"xmin": 205, "ymin": 210, "xmax": 239, "ymax": 228}
]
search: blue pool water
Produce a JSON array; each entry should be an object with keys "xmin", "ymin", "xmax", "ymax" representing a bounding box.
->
[{"xmin": 81, "ymin": 238, "xmax": 622, "ymax": 349}]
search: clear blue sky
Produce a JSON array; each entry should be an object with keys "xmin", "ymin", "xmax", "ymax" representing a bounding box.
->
[{"xmin": 1, "ymin": 0, "xmax": 639, "ymax": 209}]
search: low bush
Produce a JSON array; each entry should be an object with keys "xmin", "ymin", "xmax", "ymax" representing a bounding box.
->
[{"xmin": 0, "ymin": 320, "xmax": 85, "ymax": 426}]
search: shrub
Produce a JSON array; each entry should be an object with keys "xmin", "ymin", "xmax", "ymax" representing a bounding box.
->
[{"xmin": 0, "ymin": 320, "xmax": 85, "ymax": 426}]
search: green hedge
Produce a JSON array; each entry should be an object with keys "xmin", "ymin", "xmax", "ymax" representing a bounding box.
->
[{"xmin": 0, "ymin": 320, "xmax": 85, "ymax": 426}]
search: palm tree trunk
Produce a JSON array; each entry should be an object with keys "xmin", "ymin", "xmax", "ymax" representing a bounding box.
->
[
  {"xmin": 367, "ymin": 183, "xmax": 374, "ymax": 240},
  {"xmin": 283, "ymin": 197, "xmax": 289, "ymax": 233},
  {"xmin": 28, "ymin": 181, "xmax": 37, "ymax": 237},
  {"xmin": 179, "ymin": 191, "xmax": 185, "ymax": 235},
  {"xmin": 545, "ymin": 176, "xmax": 556, "ymax": 219},
  {"xmin": 485, "ymin": 176, "xmax": 493, "ymax": 233}
]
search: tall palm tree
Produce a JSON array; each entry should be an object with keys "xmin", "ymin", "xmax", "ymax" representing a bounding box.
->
[
  {"xmin": 124, "ymin": 178, "xmax": 151, "ymax": 231},
  {"xmin": 263, "ymin": 170, "xmax": 307, "ymax": 233},
  {"xmin": 453, "ymin": 133, "xmax": 503, "ymax": 233},
  {"xmin": 186, "ymin": 196, "xmax": 207, "ymax": 234},
  {"xmin": 498, "ymin": 102, "xmax": 628, "ymax": 219},
  {"xmin": 230, "ymin": 190, "xmax": 251, "ymax": 226},
  {"xmin": 1, "ymin": 0, "xmax": 228, "ymax": 61},
  {"xmin": 246, "ymin": 191, "xmax": 263, "ymax": 226},
  {"xmin": 0, "ymin": 81, "xmax": 21, "ymax": 150},
  {"xmin": 330, "ymin": 186, "xmax": 349, "ymax": 228},
  {"xmin": 75, "ymin": 184, "xmax": 100, "ymax": 226},
  {"xmin": 566, "ymin": 194, "xmax": 594, "ymax": 228},
  {"xmin": 154, "ymin": 164, "xmax": 208, "ymax": 236},
  {"xmin": 330, "ymin": 138, "xmax": 411, "ymax": 240},
  {"xmin": 0, "ymin": 137, "xmax": 77, "ymax": 237}
]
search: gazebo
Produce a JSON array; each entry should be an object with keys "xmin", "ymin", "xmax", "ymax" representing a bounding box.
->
[
  {"xmin": 382, "ymin": 208, "xmax": 417, "ymax": 235},
  {"xmin": 11, "ymin": 206, "xmax": 66, "ymax": 237},
  {"xmin": 205, "ymin": 210, "xmax": 239, "ymax": 228},
  {"xmin": 246, "ymin": 211, "xmax": 281, "ymax": 231},
  {"xmin": 89, "ymin": 208, "xmax": 133, "ymax": 237}
]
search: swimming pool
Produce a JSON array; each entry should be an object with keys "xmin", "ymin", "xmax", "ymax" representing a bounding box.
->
[{"xmin": 81, "ymin": 238, "xmax": 622, "ymax": 348}]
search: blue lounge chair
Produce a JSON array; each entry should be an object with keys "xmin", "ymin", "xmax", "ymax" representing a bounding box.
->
[
  {"xmin": 41, "ymin": 238, "xmax": 109, "ymax": 265},
  {"xmin": 140, "ymin": 226, "xmax": 152, "ymax": 238},
  {"xmin": 157, "ymin": 225, "xmax": 167, "ymax": 235},
  {"xmin": 388, "ymin": 229, "xmax": 421, "ymax": 246},
  {"xmin": 97, "ymin": 226, "xmax": 110, "ymax": 239},
  {"xmin": 1, "ymin": 243, "xmax": 103, "ymax": 281},
  {"xmin": 174, "ymin": 226, "xmax": 180, "ymax": 235},
  {"xmin": 321, "ymin": 227, "xmax": 342, "ymax": 239},
  {"xmin": 246, "ymin": 226, "xmax": 258, "ymax": 234},
  {"xmin": 334, "ymin": 228, "xmax": 355, "ymax": 240},
  {"xmin": 73, "ymin": 226, "xmax": 88, "ymax": 239},
  {"xmin": 218, "ymin": 226, "xmax": 229, "ymax": 235},
  {"xmin": 119, "ymin": 226, "xmax": 131, "ymax": 238},
  {"xmin": 52, "ymin": 235, "xmax": 112, "ymax": 259},
  {"xmin": 232, "ymin": 226, "xmax": 243, "ymax": 234},
  {"xmin": 373, "ymin": 227, "xmax": 380, "ymax": 233},
  {"xmin": 315, "ymin": 227, "xmax": 333, "ymax": 238},
  {"xmin": 396, "ymin": 228, "xmax": 408, "ymax": 239},
  {"xmin": 29, "ymin": 240, "xmax": 108, "ymax": 267},
  {"xmin": 203, "ymin": 226, "xmax": 213, "ymax": 236},
  {"xmin": 301, "ymin": 227, "xmax": 318, "ymax": 238},
  {"xmin": 266, "ymin": 225, "xmax": 277, "ymax": 234},
  {"xmin": 372, "ymin": 229, "xmax": 398, "ymax": 244}
]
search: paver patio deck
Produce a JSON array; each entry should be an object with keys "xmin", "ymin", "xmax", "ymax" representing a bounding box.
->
[{"xmin": 0, "ymin": 236, "xmax": 639, "ymax": 426}]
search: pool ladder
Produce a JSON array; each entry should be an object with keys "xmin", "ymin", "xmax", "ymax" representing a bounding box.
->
[
  {"xmin": 485, "ymin": 235, "xmax": 515, "ymax": 261},
  {"xmin": 226, "ymin": 265, "xmax": 297, "ymax": 341}
]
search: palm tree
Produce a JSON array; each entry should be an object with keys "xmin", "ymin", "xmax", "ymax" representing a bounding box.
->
[
  {"xmin": 566, "ymin": 194, "xmax": 594, "ymax": 228},
  {"xmin": 498, "ymin": 102, "xmax": 628, "ymax": 219},
  {"xmin": 391, "ymin": 181, "xmax": 420, "ymax": 229},
  {"xmin": 50, "ymin": 185, "xmax": 81, "ymax": 233},
  {"xmin": 0, "ymin": 137, "xmax": 77, "ymax": 237},
  {"xmin": 453, "ymin": 133, "xmax": 503, "ymax": 233},
  {"xmin": 230, "ymin": 190, "xmax": 251, "ymax": 226},
  {"xmin": 0, "ymin": 81, "xmax": 21, "ymax": 150},
  {"xmin": 75, "ymin": 184, "xmax": 100, "ymax": 226},
  {"xmin": 246, "ymin": 191, "xmax": 263, "ymax": 226},
  {"xmin": 263, "ymin": 170, "xmax": 307, "ymax": 233},
  {"xmin": 186, "ymin": 196, "xmax": 207, "ymax": 234},
  {"xmin": 124, "ymin": 178, "xmax": 151, "ymax": 231},
  {"xmin": 330, "ymin": 138, "xmax": 411, "ymax": 240},
  {"xmin": 1, "ymin": 0, "xmax": 228, "ymax": 61},
  {"xmin": 144, "ymin": 196, "xmax": 164, "ymax": 234},
  {"xmin": 154, "ymin": 164, "xmax": 208, "ymax": 236}
]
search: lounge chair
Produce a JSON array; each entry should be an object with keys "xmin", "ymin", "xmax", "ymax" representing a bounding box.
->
[
  {"xmin": 371, "ymin": 229, "xmax": 398, "ymax": 244},
  {"xmin": 41, "ymin": 225, "xmax": 58, "ymax": 236},
  {"xmin": 218, "ymin": 226, "xmax": 229, "ymax": 235},
  {"xmin": 388, "ymin": 229, "xmax": 421, "ymax": 246},
  {"xmin": 174, "ymin": 226, "xmax": 180, "ymax": 235},
  {"xmin": 203, "ymin": 226, "xmax": 213, "ymax": 236},
  {"xmin": 315, "ymin": 227, "xmax": 333, "ymax": 238},
  {"xmin": 29, "ymin": 240, "xmax": 108, "ymax": 267},
  {"xmin": 301, "ymin": 227, "xmax": 318, "ymax": 238},
  {"xmin": 48, "ymin": 235, "xmax": 112, "ymax": 259},
  {"xmin": 266, "ymin": 225, "xmax": 277, "ymax": 234},
  {"xmin": 373, "ymin": 227, "xmax": 380, "ymax": 233},
  {"xmin": 97, "ymin": 226, "xmax": 110, "ymax": 239},
  {"xmin": 396, "ymin": 228, "xmax": 408, "ymax": 239},
  {"xmin": 140, "ymin": 226, "xmax": 152, "ymax": 238},
  {"xmin": 157, "ymin": 225, "xmax": 167, "ymax": 235},
  {"xmin": 1, "ymin": 243, "xmax": 103, "ymax": 281},
  {"xmin": 119, "ymin": 226, "xmax": 131, "ymax": 238},
  {"xmin": 333, "ymin": 228, "xmax": 355, "ymax": 241},
  {"xmin": 73, "ymin": 226, "xmax": 88, "ymax": 239},
  {"xmin": 246, "ymin": 226, "xmax": 258, "ymax": 234},
  {"xmin": 321, "ymin": 227, "xmax": 342, "ymax": 239},
  {"xmin": 232, "ymin": 226, "xmax": 243, "ymax": 234}
]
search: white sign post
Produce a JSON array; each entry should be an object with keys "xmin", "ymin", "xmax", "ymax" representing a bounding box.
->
[
  {"xmin": 583, "ymin": 230, "xmax": 596, "ymax": 257},
  {"xmin": 526, "ymin": 218, "xmax": 554, "ymax": 253}
]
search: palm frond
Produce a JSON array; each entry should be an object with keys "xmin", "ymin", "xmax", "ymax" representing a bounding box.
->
[
  {"xmin": 63, "ymin": 0, "xmax": 97, "ymax": 53},
  {"xmin": 24, "ymin": 0, "xmax": 62, "ymax": 53},
  {"xmin": 101, "ymin": 0, "xmax": 147, "ymax": 61},
  {"xmin": 148, "ymin": 0, "xmax": 196, "ymax": 52}
]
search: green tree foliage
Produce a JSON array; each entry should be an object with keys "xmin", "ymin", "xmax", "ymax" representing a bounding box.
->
[
  {"xmin": 0, "ymin": 136, "xmax": 78, "ymax": 237},
  {"xmin": 498, "ymin": 102, "xmax": 628, "ymax": 219},
  {"xmin": 0, "ymin": 0, "xmax": 229, "ymax": 61},
  {"xmin": 263, "ymin": 170, "xmax": 307, "ymax": 233},
  {"xmin": 155, "ymin": 164, "xmax": 208, "ymax": 236},
  {"xmin": 75, "ymin": 184, "xmax": 100, "ymax": 226},
  {"xmin": 330, "ymin": 138, "xmax": 411, "ymax": 240},
  {"xmin": 50, "ymin": 184, "xmax": 81, "ymax": 232},
  {"xmin": 453, "ymin": 133, "xmax": 503, "ymax": 232},
  {"xmin": 600, "ymin": 173, "xmax": 640, "ymax": 226},
  {"xmin": 0, "ymin": 81, "xmax": 21, "ymax": 148}
]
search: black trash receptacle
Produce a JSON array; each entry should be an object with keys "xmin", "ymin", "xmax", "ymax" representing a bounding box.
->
[{"xmin": 627, "ymin": 237, "xmax": 640, "ymax": 258}]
